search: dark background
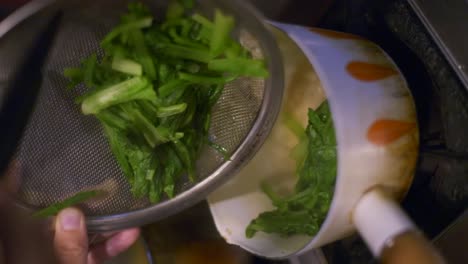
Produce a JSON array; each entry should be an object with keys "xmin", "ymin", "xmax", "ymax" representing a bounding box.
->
[{"xmin": 1, "ymin": 0, "xmax": 467, "ymax": 263}]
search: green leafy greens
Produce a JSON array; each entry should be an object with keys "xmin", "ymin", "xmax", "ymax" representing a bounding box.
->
[
  {"xmin": 64, "ymin": 2, "xmax": 268, "ymax": 203},
  {"xmin": 246, "ymin": 101, "xmax": 337, "ymax": 238},
  {"xmin": 33, "ymin": 190, "xmax": 101, "ymax": 218}
]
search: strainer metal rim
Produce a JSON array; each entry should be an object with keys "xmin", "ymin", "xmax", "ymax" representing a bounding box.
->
[{"xmin": 1, "ymin": 0, "xmax": 284, "ymax": 232}]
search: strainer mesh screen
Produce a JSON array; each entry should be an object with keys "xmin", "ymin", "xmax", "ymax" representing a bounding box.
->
[{"xmin": 8, "ymin": 0, "xmax": 265, "ymax": 216}]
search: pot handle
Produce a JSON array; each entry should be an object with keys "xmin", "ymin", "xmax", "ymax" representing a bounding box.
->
[{"xmin": 353, "ymin": 188, "xmax": 446, "ymax": 264}]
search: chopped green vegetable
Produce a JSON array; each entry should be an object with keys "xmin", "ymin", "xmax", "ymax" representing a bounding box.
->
[
  {"xmin": 158, "ymin": 79, "xmax": 189, "ymax": 98},
  {"xmin": 178, "ymin": 72, "xmax": 235, "ymax": 84},
  {"xmin": 111, "ymin": 57, "xmax": 143, "ymax": 76},
  {"xmin": 102, "ymin": 124, "xmax": 133, "ymax": 178},
  {"xmin": 81, "ymin": 76, "xmax": 156, "ymax": 115},
  {"xmin": 208, "ymin": 58, "xmax": 269, "ymax": 78},
  {"xmin": 166, "ymin": 0, "xmax": 185, "ymax": 20},
  {"xmin": 63, "ymin": 67, "xmax": 83, "ymax": 89},
  {"xmin": 64, "ymin": 2, "xmax": 268, "ymax": 203},
  {"xmin": 159, "ymin": 43, "xmax": 212, "ymax": 63},
  {"xmin": 101, "ymin": 17, "xmax": 153, "ymax": 45},
  {"xmin": 191, "ymin": 13, "xmax": 214, "ymax": 29},
  {"xmin": 210, "ymin": 9, "xmax": 234, "ymax": 57},
  {"xmin": 157, "ymin": 103, "xmax": 187, "ymax": 118},
  {"xmin": 129, "ymin": 29, "xmax": 157, "ymax": 80},
  {"xmin": 246, "ymin": 101, "xmax": 337, "ymax": 238},
  {"xmin": 82, "ymin": 55, "xmax": 98, "ymax": 88},
  {"xmin": 33, "ymin": 190, "xmax": 101, "ymax": 218},
  {"xmin": 180, "ymin": 0, "xmax": 194, "ymax": 9}
]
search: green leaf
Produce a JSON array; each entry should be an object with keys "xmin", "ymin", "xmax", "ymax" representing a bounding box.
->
[
  {"xmin": 210, "ymin": 9, "xmax": 234, "ymax": 57},
  {"xmin": 246, "ymin": 100, "xmax": 337, "ymax": 238},
  {"xmin": 168, "ymin": 27, "xmax": 207, "ymax": 49},
  {"xmin": 123, "ymin": 138, "xmax": 155, "ymax": 197},
  {"xmin": 166, "ymin": 0, "xmax": 185, "ymax": 20},
  {"xmin": 63, "ymin": 67, "xmax": 83, "ymax": 89},
  {"xmin": 179, "ymin": 0, "xmax": 194, "ymax": 9},
  {"xmin": 159, "ymin": 43, "xmax": 212, "ymax": 63},
  {"xmin": 120, "ymin": 103, "xmax": 173, "ymax": 148},
  {"xmin": 246, "ymin": 210, "xmax": 320, "ymax": 238},
  {"xmin": 101, "ymin": 17, "xmax": 153, "ymax": 46},
  {"xmin": 101, "ymin": 124, "xmax": 133, "ymax": 181},
  {"xmin": 173, "ymin": 139, "xmax": 195, "ymax": 181},
  {"xmin": 157, "ymin": 103, "xmax": 187, "ymax": 118},
  {"xmin": 191, "ymin": 13, "xmax": 214, "ymax": 29},
  {"xmin": 158, "ymin": 79, "xmax": 189, "ymax": 98},
  {"xmin": 83, "ymin": 54, "xmax": 98, "ymax": 88},
  {"xmin": 162, "ymin": 145, "xmax": 183, "ymax": 198},
  {"xmin": 179, "ymin": 72, "xmax": 234, "ymax": 84},
  {"xmin": 129, "ymin": 29, "xmax": 157, "ymax": 80},
  {"xmin": 33, "ymin": 190, "xmax": 101, "ymax": 218},
  {"xmin": 208, "ymin": 58, "xmax": 269, "ymax": 77}
]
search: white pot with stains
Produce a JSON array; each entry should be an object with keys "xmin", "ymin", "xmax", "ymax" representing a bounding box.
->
[{"xmin": 208, "ymin": 22, "xmax": 445, "ymax": 263}]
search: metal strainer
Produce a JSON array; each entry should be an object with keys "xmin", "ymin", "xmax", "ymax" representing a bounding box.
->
[{"xmin": 0, "ymin": 0, "xmax": 283, "ymax": 231}]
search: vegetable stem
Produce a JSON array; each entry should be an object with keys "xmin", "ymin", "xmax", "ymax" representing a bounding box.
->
[
  {"xmin": 33, "ymin": 190, "xmax": 101, "ymax": 218},
  {"xmin": 112, "ymin": 57, "xmax": 143, "ymax": 76},
  {"xmin": 81, "ymin": 77, "xmax": 156, "ymax": 115}
]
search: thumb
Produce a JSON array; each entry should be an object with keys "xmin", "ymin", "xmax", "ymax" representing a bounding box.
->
[{"xmin": 54, "ymin": 208, "xmax": 88, "ymax": 264}]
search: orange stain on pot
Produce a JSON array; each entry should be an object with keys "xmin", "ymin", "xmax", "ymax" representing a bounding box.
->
[
  {"xmin": 309, "ymin": 28, "xmax": 364, "ymax": 40},
  {"xmin": 367, "ymin": 119, "xmax": 416, "ymax": 146},
  {"xmin": 346, "ymin": 61, "xmax": 398, "ymax": 81}
]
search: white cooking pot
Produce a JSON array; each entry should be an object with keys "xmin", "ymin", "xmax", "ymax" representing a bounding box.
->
[{"xmin": 208, "ymin": 22, "xmax": 445, "ymax": 264}]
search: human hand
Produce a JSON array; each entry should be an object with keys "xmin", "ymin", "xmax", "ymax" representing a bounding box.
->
[
  {"xmin": 0, "ymin": 162, "xmax": 140, "ymax": 264},
  {"xmin": 54, "ymin": 208, "xmax": 140, "ymax": 264}
]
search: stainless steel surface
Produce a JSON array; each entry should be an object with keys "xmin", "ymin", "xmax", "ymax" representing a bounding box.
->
[
  {"xmin": 0, "ymin": 0, "xmax": 283, "ymax": 232},
  {"xmin": 408, "ymin": 0, "xmax": 468, "ymax": 89},
  {"xmin": 0, "ymin": 0, "xmax": 53, "ymax": 38}
]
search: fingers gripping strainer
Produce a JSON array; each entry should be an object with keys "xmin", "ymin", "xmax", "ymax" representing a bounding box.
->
[{"xmin": 0, "ymin": 0, "xmax": 283, "ymax": 232}]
